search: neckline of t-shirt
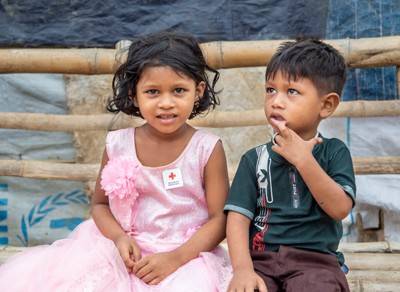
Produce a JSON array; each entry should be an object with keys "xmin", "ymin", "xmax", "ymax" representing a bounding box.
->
[{"xmin": 131, "ymin": 127, "xmax": 200, "ymax": 170}]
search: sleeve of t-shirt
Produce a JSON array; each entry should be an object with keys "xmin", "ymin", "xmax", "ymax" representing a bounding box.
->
[
  {"xmin": 327, "ymin": 141, "xmax": 357, "ymax": 206},
  {"xmin": 224, "ymin": 152, "xmax": 258, "ymax": 220}
]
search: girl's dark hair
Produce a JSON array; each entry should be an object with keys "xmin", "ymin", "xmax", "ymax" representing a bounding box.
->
[
  {"xmin": 107, "ymin": 31, "xmax": 220, "ymax": 119},
  {"xmin": 265, "ymin": 39, "xmax": 347, "ymax": 96}
]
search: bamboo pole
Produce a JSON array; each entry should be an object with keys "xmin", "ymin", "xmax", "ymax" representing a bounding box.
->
[
  {"xmin": 347, "ymin": 270, "xmax": 400, "ymax": 282},
  {"xmin": 0, "ymin": 112, "xmax": 143, "ymax": 132},
  {"xmin": 348, "ymin": 281, "xmax": 400, "ymax": 292},
  {"xmin": 0, "ymin": 100, "xmax": 399, "ymax": 132},
  {"xmin": 346, "ymin": 253, "xmax": 400, "ymax": 271},
  {"xmin": 0, "ymin": 160, "xmax": 99, "ymax": 181},
  {"xmin": 0, "ymin": 156, "xmax": 399, "ymax": 182},
  {"xmin": 339, "ymin": 241, "xmax": 400, "ymax": 253},
  {"xmin": 354, "ymin": 156, "xmax": 400, "ymax": 175},
  {"xmin": 1, "ymin": 36, "xmax": 400, "ymax": 74},
  {"xmin": 202, "ymin": 36, "xmax": 400, "ymax": 69},
  {"xmin": 0, "ymin": 48, "xmax": 116, "ymax": 74}
]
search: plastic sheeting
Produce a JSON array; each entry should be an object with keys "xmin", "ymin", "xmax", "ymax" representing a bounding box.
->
[
  {"xmin": 0, "ymin": 74, "xmax": 89, "ymax": 246},
  {"xmin": 320, "ymin": 116, "xmax": 400, "ymax": 241},
  {"xmin": 0, "ymin": 0, "xmax": 330, "ymax": 47}
]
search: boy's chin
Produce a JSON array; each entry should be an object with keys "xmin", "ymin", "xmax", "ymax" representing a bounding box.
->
[{"xmin": 268, "ymin": 118, "xmax": 287, "ymax": 131}]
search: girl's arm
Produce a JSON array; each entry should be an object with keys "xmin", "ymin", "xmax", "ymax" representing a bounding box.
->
[
  {"xmin": 174, "ymin": 140, "xmax": 229, "ymax": 263},
  {"xmin": 91, "ymin": 149, "xmax": 141, "ymax": 269},
  {"xmin": 91, "ymin": 149, "xmax": 127, "ymax": 242}
]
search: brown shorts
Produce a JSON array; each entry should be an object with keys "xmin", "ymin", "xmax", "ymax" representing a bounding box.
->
[{"xmin": 251, "ymin": 246, "xmax": 350, "ymax": 292}]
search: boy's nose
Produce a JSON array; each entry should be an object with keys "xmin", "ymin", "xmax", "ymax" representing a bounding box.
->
[{"xmin": 271, "ymin": 92, "xmax": 286, "ymax": 108}]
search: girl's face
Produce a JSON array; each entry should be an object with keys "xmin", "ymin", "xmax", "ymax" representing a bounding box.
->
[{"xmin": 134, "ymin": 66, "xmax": 205, "ymax": 135}]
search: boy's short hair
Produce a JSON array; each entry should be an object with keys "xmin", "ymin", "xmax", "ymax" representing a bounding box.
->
[{"xmin": 265, "ymin": 39, "xmax": 347, "ymax": 96}]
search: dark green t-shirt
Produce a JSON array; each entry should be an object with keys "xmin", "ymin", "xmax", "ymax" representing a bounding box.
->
[{"xmin": 224, "ymin": 135, "xmax": 356, "ymax": 265}]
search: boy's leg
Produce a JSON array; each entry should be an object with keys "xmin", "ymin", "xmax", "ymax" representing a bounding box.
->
[
  {"xmin": 251, "ymin": 250, "xmax": 282, "ymax": 292},
  {"xmin": 279, "ymin": 246, "xmax": 350, "ymax": 292}
]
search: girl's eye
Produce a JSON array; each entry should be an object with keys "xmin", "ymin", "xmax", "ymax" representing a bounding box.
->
[
  {"xmin": 265, "ymin": 87, "xmax": 276, "ymax": 94},
  {"xmin": 288, "ymin": 88, "xmax": 300, "ymax": 95},
  {"xmin": 145, "ymin": 89, "xmax": 159, "ymax": 95},
  {"xmin": 174, "ymin": 88, "xmax": 186, "ymax": 94}
]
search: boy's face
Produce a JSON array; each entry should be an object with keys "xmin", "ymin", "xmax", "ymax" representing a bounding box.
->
[{"xmin": 264, "ymin": 70, "xmax": 324, "ymax": 140}]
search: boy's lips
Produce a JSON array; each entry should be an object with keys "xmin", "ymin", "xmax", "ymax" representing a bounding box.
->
[{"xmin": 269, "ymin": 114, "xmax": 286, "ymax": 126}]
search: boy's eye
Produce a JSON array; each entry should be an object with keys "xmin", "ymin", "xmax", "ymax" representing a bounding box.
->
[
  {"xmin": 288, "ymin": 88, "xmax": 300, "ymax": 95},
  {"xmin": 265, "ymin": 87, "xmax": 276, "ymax": 94},
  {"xmin": 174, "ymin": 88, "xmax": 186, "ymax": 94},
  {"xmin": 145, "ymin": 89, "xmax": 159, "ymax": 95}
]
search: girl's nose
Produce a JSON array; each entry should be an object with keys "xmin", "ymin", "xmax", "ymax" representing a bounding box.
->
[{"xmin": 158, "ymin": 94, "xmax": 175, "ymax": 108}]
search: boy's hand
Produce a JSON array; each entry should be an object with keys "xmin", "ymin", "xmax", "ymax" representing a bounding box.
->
[
  {"xmin": 227, "ymin": 268, "xmax": 268, "ymax": 292},
  {"xmin": 114, "ymin": 234, "xmax": 142, "ymax": 273},
  {"xmin": 270, "ymin": 119, "xmax": 322, "ymax": 167},
  {"xmin": 133, "ymin": 251, "xmax": 183, "ymax": 285}
]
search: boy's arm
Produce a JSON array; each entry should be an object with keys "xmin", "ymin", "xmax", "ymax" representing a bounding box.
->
[
  {"xmin": 295, "ymin": 154, "xmax": 353, "ymax": 220},
  {"xmin": 272, "ymin": 122, "xmax": 353, "ymax": 220},
  {"xmin": 227, "ymin": 212, "xmax": 267, "ymax": 292},
  {"xmin": 227, "ymin": 212, "xmax": 253, "ymax": 271}
]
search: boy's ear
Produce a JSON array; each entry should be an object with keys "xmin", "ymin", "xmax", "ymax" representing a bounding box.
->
[{"xmin": 320, "ymin": 92, "xmax": 340, "ymax": 119}]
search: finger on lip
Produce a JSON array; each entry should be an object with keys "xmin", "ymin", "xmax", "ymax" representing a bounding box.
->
[{"xmin": 269, "ymin": 117, "xmax": 286, "ymax": 130}]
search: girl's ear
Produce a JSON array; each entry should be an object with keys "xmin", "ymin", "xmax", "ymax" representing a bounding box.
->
[
  {"xmin": 131, "ymin": 96, "xmax": 139, "ymax": 107},
  {"xmin": 195, "ymin": 81, "xmax": 206, "ymax": 101},
  {"xmin": 320, "ymin": 92, "xmax": 340, "ymax": 119},
  {"xmin": 128, "ymin": 89, "xmax": 139, "ymax": 107}
]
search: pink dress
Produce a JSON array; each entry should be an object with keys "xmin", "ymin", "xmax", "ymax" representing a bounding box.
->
[{"xmin": 0, "ymin": 128, "xmax": 232, "ymax": 292}]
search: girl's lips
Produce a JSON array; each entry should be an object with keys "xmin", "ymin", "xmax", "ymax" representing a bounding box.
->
[{"xmin": 157, "ymin": 114, "xmax": 177, "ymax": 124}]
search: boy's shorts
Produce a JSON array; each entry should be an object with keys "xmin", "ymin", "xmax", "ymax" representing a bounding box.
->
[{"xmin": 251, "ymin": 246, "xmax": 350, "ymax": 292}]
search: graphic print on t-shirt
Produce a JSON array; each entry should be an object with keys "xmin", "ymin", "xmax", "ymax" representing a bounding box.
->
[{"xmin": 252, "ymin": 145, "xmax": 272, "ymax": 251}]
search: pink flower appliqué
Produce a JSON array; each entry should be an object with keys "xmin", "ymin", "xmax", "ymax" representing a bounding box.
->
[{"xmin": 100, "ymin": 157, "xmax": 140, "ymax": 201}]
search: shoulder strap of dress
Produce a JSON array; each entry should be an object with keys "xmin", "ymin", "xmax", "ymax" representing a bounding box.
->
[
  {"xmin": 189, "ymin": 130, "xmax": 221, "ymax": 178},
  {"xmin": 105, "ymin": 128, "xmax": 134, "ymax": 160}
]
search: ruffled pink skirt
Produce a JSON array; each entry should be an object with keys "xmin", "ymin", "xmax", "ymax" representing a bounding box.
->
[{"xmin": 0, "ymin": 219, "xmax": 231, "ymax": 292}]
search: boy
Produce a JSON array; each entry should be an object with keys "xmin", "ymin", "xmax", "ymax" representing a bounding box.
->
[{"xmin": 225, "ymin": 39, "xmax": 356, "ymax": 292}]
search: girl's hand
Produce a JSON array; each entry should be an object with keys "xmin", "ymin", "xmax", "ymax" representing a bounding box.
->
[
  {"xmin": 270, "ymin": 119, "xmax": 322, "ymax": 167},
  {"xmin": 227, "ymin": 268, "xmax": 268, "ymax": 292},
  {"xmin": 133, "ymin": 251, "xmax": 183, "ymax": 285},
  {"xmin": 114, "ymin": 234, "xmax": 142, "ymax": 273}
]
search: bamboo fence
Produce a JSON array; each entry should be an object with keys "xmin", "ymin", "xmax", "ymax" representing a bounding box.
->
[
  {"xmin": 0, "ymin": 36, "xmax": 398, "ymax": 185},
  {"xmin": 1, "ymin": 36, "xmax": 400, "ymax": 291}
]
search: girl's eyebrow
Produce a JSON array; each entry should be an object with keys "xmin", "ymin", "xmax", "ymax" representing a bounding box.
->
[{"xmin": 141, "ymin": 81, "xmax": 192, "ymax": 88}]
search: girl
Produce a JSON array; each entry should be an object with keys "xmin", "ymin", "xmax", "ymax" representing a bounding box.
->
[{"xmin": 0, "ymin": 31, "xmax": 232, "ymax": 291}]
